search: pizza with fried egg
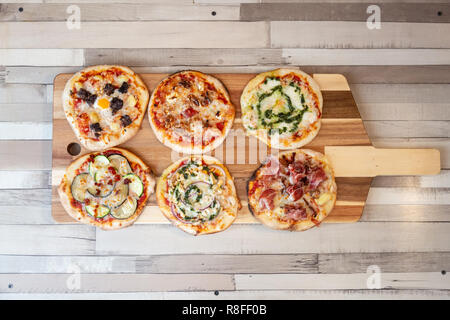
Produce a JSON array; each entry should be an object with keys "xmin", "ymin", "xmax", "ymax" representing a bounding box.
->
[
  {"xmin": 62, "ymin": 65, "xmax": 149, "ymax": 151},
  {"xmin": 241, "ymin": 69, "xmax": 323, "ymax": 149},
  {"xmin": 156, "ymin": 155, "xmax": 240, "ymax": 235},
  {"xmin": 149, "ymin": 71, "xmax": 235, "ymax": 154},
  {"xmin": 247, "ymin": 149, "xmax": 336, "ymax": 231}
]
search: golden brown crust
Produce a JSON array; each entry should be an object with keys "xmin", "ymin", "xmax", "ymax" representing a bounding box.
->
[
  {"xmin": 241, "ymin": 68, "xmax": 323, "ymax": 150},
  {"xmin": 62, "ymin": 65, "xmax": 149, "ymax": 151},
  {"xmin": 247, "ymin": 149, "xmax": 336, "ymax": 231},
  {"xmin": 149, "ymin": 70, "xmax": 234, "ymax": 154},
  {"xmin": 156, "ymin": 155, "xmax": 240, "ymax": 235},
  {"xmin": 58, "ymin": 147, "xmax": 156, "ymax": 230}
]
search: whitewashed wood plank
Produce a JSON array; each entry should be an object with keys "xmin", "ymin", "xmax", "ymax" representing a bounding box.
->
[
  {"xmin": 0, "ymin": 104, "xmax": 51, "ymax": 122},
  {"xmin": 0, "ymin": 189, "xmax": 50, "ymax": 206},
  {"xmin": 0, "ymin": 255, "xmax": 136, "ymax": 273},
  {"xmin": 362, "ymin": 205, "xmax": 450, "ymax": 222},
  {"xmin": 0, "ymin": 289, "xmax": 449, "ymax": 300},
  {"xmin": 364, "ymin": 121, "xmax": 449, "ymax": 138},
  {"xmin": 85, "ymin": 48, "xmax": 283, "ymax": 67},
  {"xmin": 0, "ymin": 49, "xmax": 83, "ymax": 66},
  {"xmin": 366, "ymin": 188, "xmax": 449, "ymax": 205},
  {"xmin": 272, "ymin": 22, "xmax": 450, "ymax": 49},
  {"xmin": 0, "ymin": 225, "xmax": 95, "ymax": 255},
  {"xmin": 235, "ymin": 273, "xmax": 450, "ymax": 290},
  {"xmin": 319, "ymin": 252, "xmax": 450, "ymax": 274},
  {"xmin": 372, "ymin": 138, "xmax": 450, "ymax": 169},
  {"xmin": 0, "ymin": 170, "xmax": 50, "ymax": 189},
  {"xmin": 96, "ymin": 223, "xmax": 450, "ymax": 255},
  {"xmin": 358, "ymin": 103, "xmax": 450, "ymax": 121},
  {"xmin": 0, "ymin": 141, "xmax": 51, "ymax": 170},
  {"xmin": 283, "ymin": 49, "xmax": 450, "ymax": 66},
  {"xmin": 0, "ymin": 4, "xmax": 239, "ymax": 21},
  {"xmin": 372, "ymin": 170, "xmax": 450, "ymax": 188},
  {"xmin": 352, "ymin": 84, "xmax": 450, "ymax": 103},
  {"xmin": 5, "ymin": 67, "xmax": 79, "ymax": 84},
  {"xmin": 0, "ymin": 84, "xmax": 46, "ymax": 103},
  {"xmin": 0, "ymin": 274, "xmax": 234, "ymax": 293},
  {"xmin": 0, "ymin": 206, "xmax": 52, "ymax": 224},
  {"xmin": 0, "ymin": 22, "xmax": 269, "ymax": 48},
  {"xmin": 0, "ymin": 122, "xmax": 51, "ymax": 140},
  {"xmin": 45, "ymin": 0, "xmax": 191, "ymax": 3}
]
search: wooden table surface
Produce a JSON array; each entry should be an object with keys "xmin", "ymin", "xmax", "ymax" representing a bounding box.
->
[{"xmin": 0, "ymin": 1, "xmax": 449, "ymax": 300}]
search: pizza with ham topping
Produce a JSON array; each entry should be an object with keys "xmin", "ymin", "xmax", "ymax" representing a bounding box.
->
[
  {"xmin": 58, "ymin": 148, "xmax": 155, "ymax": 230},
  {"xmin": 149, "ymin": 71, "xmax": 235, "ymax": 154},
  {"xmin": 156, "ymin": 155, "xmax": 240, "ymax": 235},
  {"xmin": 241, "ymin": 68, "xmax": 323, "ymax": 149},
  {"xmin": 62, "ymin": 65, "xmax": 149, "ymax": 151},
  {"xmin": 247, "ymin": 149, "xmax": 336, "ymax": 231}
]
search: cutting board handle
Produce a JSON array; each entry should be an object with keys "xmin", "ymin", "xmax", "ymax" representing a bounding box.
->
[{"xmin": 325, "ymin": 146, "xmax": 441, "ymax": 177}]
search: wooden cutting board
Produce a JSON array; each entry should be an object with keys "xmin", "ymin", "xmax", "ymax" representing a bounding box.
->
[{"xmin": 51, "ymin": 73, "xmax": 440, "ymax": 224}]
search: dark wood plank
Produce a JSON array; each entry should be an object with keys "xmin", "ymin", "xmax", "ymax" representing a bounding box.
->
[{"xmin": 241, "ymin": 3, "xmax": 450, "ymax": 23}]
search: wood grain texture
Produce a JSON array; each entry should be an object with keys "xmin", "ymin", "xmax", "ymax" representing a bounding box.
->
[
  {"xmin": 0, "ymin": 22, "xmax": 269, "ymax": 48},
  {"xmin": 271, "ymin": 22, "xmax": 450, "ymax": 48},
  {"xmin": 51, "ymin": 73, "xmax": 372, "ymax": 225},
  {"xmin": 241, "ymin": 3, "xmax": 450, "ymax": 23},
  {"xmin": 0, "ymin": 49, "xmax": 84, "ymax": 66},
  {"xmin": 0, "ymin": 4, "xmax": 239, "ymax": 21}
]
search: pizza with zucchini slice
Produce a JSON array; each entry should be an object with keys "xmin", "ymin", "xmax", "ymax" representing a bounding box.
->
[
  {"xmin": 58, "ymin": 148, "xmax": 155, "ymax": 230},
  {"xmin": 241, "ymin": 68, "xmax": 323, "ymax": 149},
  {"xmin": 62, "ymin": 65, "xmax": 149, "ymax": 151},
  {"xmin": 247, "ymin": 149, "xmax": 336, "ymax": 231},
  {"xmin": 156, "ymin": 155, "xmax": 240, "ymax": 235}
]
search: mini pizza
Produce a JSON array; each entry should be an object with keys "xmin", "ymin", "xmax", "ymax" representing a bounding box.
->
[
  {"xmin": 62, "ymin": 65, "xmax": 149, "ymax": 150},
  {"xmin": 149, "ymin": 71, "xmax": 235, "ymax": 154},
  {"xmin": 156, "ymin": 155, "xmax": 240, "ymax": 235},
  {"xmin": 247, "ymin": 149, "xmax": 336, "ymax": 231},
  {"xmin": 241, "ymin": 68, "xmax": 323, "ymax": 149},
  {"xmin": 58, "ymin": 148, "xmax": 155, "ymax": 230}
]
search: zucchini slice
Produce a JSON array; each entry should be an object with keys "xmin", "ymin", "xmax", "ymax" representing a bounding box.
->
[
  {"xmin": 94, "ymin": 167, "xmax": 110, "ymax": 183},
  {"xmin": 87, "ymin": 181, "xmax": 115, "ymax": 198},
  {"xmin": 124, "ymin": 173, "xmax": 144, "ymax": 197},
  {"xmin": 111, "ymin": 197, "xmax": 137, "ymax": 220},
  {"xmin": 103, "ymin": 182, "xmax": 129, "ymax": 208},
  {"xmin": 108, "ymin": 154, "xmax": 132, "ymax": 176},
  {"xmin": 89, "ymin": 155, "xmax": 110, "ymax": 177},
  {"xmin": 71, "ymin": 173, "xmax": 91, "ymax": 203},
  {"xmin": 85, "ymin": 204, "xmax": 110, "ymax": 218}
]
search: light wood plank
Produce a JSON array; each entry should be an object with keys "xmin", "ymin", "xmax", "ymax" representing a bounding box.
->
[
  {"xmin": 242, "ymin": 3, "xmax": 450, "ymax": 23},
  {"xmin": 366, "ymin": 187, "xmax": 449, "ymax": 205},
  {"xmin": 96, "ymin": 223, "xmax": 450, "ymax": 255},
  {"xmin": 0, "ymin": 122, "xmax": 51, "ymax": 140},
  {"xmin": 359, "ymin": 103, "xmax": 450, "ymax": 121},
  {"xmin": 0, "ymin": 274, "xmax": 234, "ymax": 293},
  {"xmin": 0, "ymin": 141, "xmax": 51, "ymax": 170},
  {"xmin": 235, "ymin": 273, "xmax": 450, "ymax": 290},
  {"xmin": 0, "ymin": 49, "xmax": 83, "ymax": 66},
  {"xmin": 0, "ymin": 104, "xmax": 51, "ymax": 122},
  {"xmin": 0, "ymin": 84, "xmax": 47, "ymax": 103},
  {"xmin": 0, "ymin": 206, "xmax": 53, "ymax": 224},
  {"xmin": 0, "ymin": 4, "xmax": 239, "ymax": 21},
  {"xmin": 271, "ymin": 22, "xmax": 450, "ymax": 48},
  {"xmin": 372, "ymin": 138, "xmax": 450, "ymax": 169},
  {"xmin": 372, "ymin": 170, "xmax": 450, "ymax": 188},
  {"xmin": 0, "ymin": 289, "xmax": 449, "ymax": 300},
  {"xmin": 0, "ymin": 189, "xmax": 50, "ymax": 206},
  {"xmin": 0, "ymin": 225, "xmax": 95, "ymax": 255},
  {"xmin": 45, "ymin": 0, "xmax": 191, "ymax": 3},
  {"xmin": 0, "ymin": 22, "xmax": 269, "ymax": 48},
  {"xmin": 352, "ymin": 84, "xmax": 450, "ymax": 103},
  {"xmin": 0, "ymin": 170, "xmax": 50, "ymax": 189},
  {"xmin": 319, "ymin": 252, "xmax": 450, "ymax": 273}
]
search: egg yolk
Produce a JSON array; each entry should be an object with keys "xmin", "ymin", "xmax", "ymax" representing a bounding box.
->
[{"xmin": 97, "ymin": 98, "xmax": 110, "ymax": 109}]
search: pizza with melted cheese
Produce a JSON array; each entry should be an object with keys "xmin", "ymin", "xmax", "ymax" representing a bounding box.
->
[
  {"xmin": 247, "ymin": 149, "xmax": 336, "ymax": 231},
  {"xmin": 62, "ymin": 65, "xmax": 149, "ymax": 151},
  {"xmin": 241, "ymin": 69, "xmax": 323, "ymax": 149},
  {"xmin": 58, "ymin": 148, "xmax": 155, "ymax": 230},
  {"xmin": 156, "ymin": 155, "xmax": 240, "ymax": 235},
  {"xmin": 149, "ymin": 71, "xmax": 235, "ymax": 154}
]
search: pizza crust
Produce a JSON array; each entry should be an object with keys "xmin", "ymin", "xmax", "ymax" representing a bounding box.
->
[
  {"xmin": 241, "ymin": 68, "xmax": 323, "ymax": 150},
  {"xmin": 247, "ymin": 149, "xmax": 336, "ymax": 231},
  {"xmin": 156, "ymin": 155, "xmax": 240, "ymax": 235},
  {"xmin": 58, "ymin": 147, "xmax": 155, "ymax": 230},
  {"xmin": 62, "ymin": 65, "xmax": 149, "ymax": 151},
  {"xmin": 149, "ymin": 70, "xmax": 234, "ymax": 154}
]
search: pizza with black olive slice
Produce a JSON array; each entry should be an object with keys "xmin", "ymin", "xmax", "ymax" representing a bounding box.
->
[
  {"xmin": 156, "ymin": 155, "xmax": 240, "ymax": 235},
  {"xmin": 149, "ymin": 71, "xmax": 235, "ymax": 154},
  {"xmin": 58, "ymin": 148, "xmax": 155, "ymax": 230},
  {"xmin": 241, "ymin": 68, "xmax": 323, "ymax": 149},
  {"xmin": 62, "ymin": 65, "xmax": 149, "ymax": 151},
  {"xmin": 247, "ymin": 149, "xmax": 336, "ymax": 231}
]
